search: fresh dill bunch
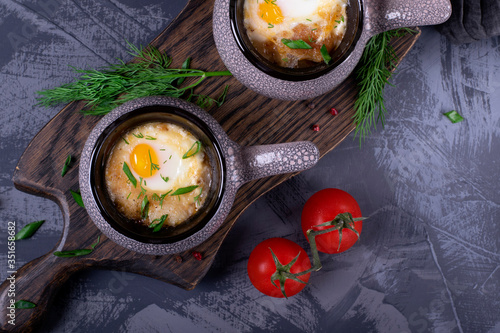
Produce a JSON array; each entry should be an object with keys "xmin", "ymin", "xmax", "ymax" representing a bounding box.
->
[
  {"xmin": 36, "ymin": 41, "xmax": 232, "ymax": 115},
  {"xmin": 353, "ymin": 29, "xmax": 415, "ymax": 143}
]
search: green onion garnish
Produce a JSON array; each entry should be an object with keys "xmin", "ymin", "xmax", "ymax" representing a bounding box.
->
[
  {"xmin": 54, "ymin": 236, "xmax": 100, "ymax": 257},
  {"xmin": 61, "ymin": 154, "xmax": 72, "ymax": 177},
  {"xmin": 443, "ymin": 110, "xmax": 464, "ymax": 123},
  {"xmin": 182, "ymin": 141, "xmax": 201, "ymax": 159},
  {"xmin": 122, "ymin": 162, "xmax": 137, "ymax": 188},
  {"xmin": 170, "ymin": 185, "xmax": 199, "ymax": 196},
  {"xmin": 70, "ymin": 190, "xmax": 84, "ymax": 208},
  {"xmin": 141, "ymin": 195, "xmax": 149, "ymax": 219},
  {"xmin": 281, "ymin": 39, "xmax": 312, "ymax": 49},
  {"xmin": 320, "ymin": 44, "xmax": 331, "ymax": 65},
  {"xmin": 159, "ymin": 190, "xmax": 172, "ymax": 208},
  {"xmin": 14, "ymin": 220, "xmax": 45, "ymax": 240},
  {"xmin": 14, "ymin": 300, "xmax": 36, "ymax": 309},
  {"xmin": 149, "ymin": 214, "xmax": 168, "ymax": 232}
]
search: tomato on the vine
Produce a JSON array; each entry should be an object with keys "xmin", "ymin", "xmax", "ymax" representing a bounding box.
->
[
  {"xmin": 301, "ymin": 188, "xmax": 362, "ymax": 254},
  {"xmin": 247, "ymin": 238, "xmax": 311, "ymax": 298}
]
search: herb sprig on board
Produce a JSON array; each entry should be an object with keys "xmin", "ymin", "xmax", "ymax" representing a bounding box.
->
[
  {"xmin": 36, "ymin": 42, "xmax": 232, "ymax": 116},
  {"xmin": 353, "ymin": 29, "xmax": 415, "ymax": 143}
]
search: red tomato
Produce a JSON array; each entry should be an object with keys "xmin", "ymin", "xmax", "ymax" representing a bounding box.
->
[
  {"xmin": 301, "ymin": 188, "xmax": 362, "ymax": 254},
  {"xmin": 247, "ymin": 238, "xmax": 311, "ymax": 298}
]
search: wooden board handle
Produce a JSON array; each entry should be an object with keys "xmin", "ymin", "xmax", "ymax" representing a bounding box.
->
[{"xmin": 0, "ymin": 252, "xmax": 86, "ymax": 332}]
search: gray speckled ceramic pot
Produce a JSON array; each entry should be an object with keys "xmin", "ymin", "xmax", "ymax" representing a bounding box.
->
[
  {"xmin": 213, "ymin": 0, "xmax": 452, "ymax": 100},
  {"xmin": 80, "ymin": 96, "xmax": 319, "ymax": 255}
]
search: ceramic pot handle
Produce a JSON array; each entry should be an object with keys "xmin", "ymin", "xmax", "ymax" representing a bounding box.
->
[
  {"xmin": 239, "ymin": 141, "xmax": 319, "ymax": 184},
  {"xmin": 365, "ymin": 0, "xmax": 452, "ymax": 36}
]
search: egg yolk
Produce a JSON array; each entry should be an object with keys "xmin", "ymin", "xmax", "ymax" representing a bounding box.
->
[
  {"xmin": 259, "ymin": 1, "xmax": 284, "ymax": 25},
  {"xmin": 130, "ymin": 143, "xmax": 159, "ymax": 178}
]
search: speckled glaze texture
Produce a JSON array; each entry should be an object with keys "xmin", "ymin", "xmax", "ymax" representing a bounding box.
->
[
  {"xmin": 80, "ymin": 96, "xmax": 319, "ymax": 254},
  {"xmin": 213, "ymin": 0, "xmax": 451, "ymax": 100},
  {"xmin": 241, "ymin": 143, "xmax": 319, "ymax": 183},
  {"xmin": 364, "ymin": 0, "xmax": 452, "ymax": 35}
]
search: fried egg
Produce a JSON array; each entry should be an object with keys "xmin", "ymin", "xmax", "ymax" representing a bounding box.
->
[
  {"xmin": 243, "ymin": 0, "xmax": 347, "ymax": 67},
  {"xmin": 125, "ymin": 126, "xmax": 193, "ymax": 193},
  {"xmin": 105, "ymin": 122, "xmax": 212, "ymax": 227}
]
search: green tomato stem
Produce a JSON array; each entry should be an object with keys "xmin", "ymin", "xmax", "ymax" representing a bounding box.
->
[{"xmin": 271, "ymin": 212, "xmax": 367, "ymax": 296}]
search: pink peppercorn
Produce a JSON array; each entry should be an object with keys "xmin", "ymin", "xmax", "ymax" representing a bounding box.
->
[{"xmin": 192, "ymin": 251, "xmax": 203, "ymax": 261}]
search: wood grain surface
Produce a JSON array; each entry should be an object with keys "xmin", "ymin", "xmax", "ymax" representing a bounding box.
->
[{"xmin": 0, "ymin": 0, "xmax": 420, "ymax": 330}]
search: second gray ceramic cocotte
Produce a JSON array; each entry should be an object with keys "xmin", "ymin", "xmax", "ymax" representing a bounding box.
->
[
  {"xmin": 80, "ymin": 96, "xmax": 319, "ymax": 255},
  {"xmin": 213, "ymin": 0, "xmax": 452, "ymax": 100}
]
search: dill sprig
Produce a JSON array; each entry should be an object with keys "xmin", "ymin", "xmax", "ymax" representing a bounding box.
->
[
  {"xmin": 36, "ymin": 41, "xmax": 232, "ymax": 115},
  {"xmin": 353, "ymin": 29, "xmax": 415, "ymax": 143}
]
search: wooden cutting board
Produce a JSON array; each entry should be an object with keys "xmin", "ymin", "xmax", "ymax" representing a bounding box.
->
[{"xmin": 0, "ymin": 0, "xmax": 420, "ymax": 330}]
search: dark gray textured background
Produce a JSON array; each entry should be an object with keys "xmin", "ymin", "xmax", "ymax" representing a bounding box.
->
[{"xmin": 1, "ymin": 0, "xmax": 499, "ymax": 332}]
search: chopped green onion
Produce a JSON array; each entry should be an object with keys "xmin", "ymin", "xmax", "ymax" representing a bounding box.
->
[
  {"xmin": 54, "ymin": 249, "xmax": 92, "ymax": 257},
  {"xmin": 122, "ymin": 162, "xmax": 137, "ymax": 188},
  {"xmin": 141, "ymin": 195, "xmax": 149, "ymax": 219},
  {"xmin": 14, "ymin": 220, "xmax": 45, "ymax": 240},
  {"xmin": 14, "ymin": 300, "xmax": 36, "ymax": 309},
  {"xmin": 54, "ymin": 236, "xmax": 100, "ymax": 257},
  {"xmin": 281, "ymin": 39, "xmax": 312, "ymax": 49},
  {"xmin": 149, "ymin": 214, "xmax": 168, "ymax": 232},
  {"xmin": 90, "ymin": 236, "xmax": 101, "ymax": 249},
  {"xmin": 182, "ymin": 141, "xmax": 201, "ymax": 159},
  {"xmin": 320, "ymin": 44, "xmax": 331, "ymax": 65},
  {"xmin": 170, "ymin": 185, "xmax": 199, "ymax": 196},
  {"xmin": 159, "ymin": 190, "xmax": 172, "ymax": 208},
  {"xmin": 194, "ymin": 187, "xmax": 203, "ymax": 204},
  {"xmin": 70, "ymin": 190, "xmax": 84, "ymax": 208},
  {"xmin": 61, "ymin": 154, "xmax": 72, "ymax": 177},
  {"xmin": 443, "ymin": 110, "xmax": 464, "ymax": 123}
]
